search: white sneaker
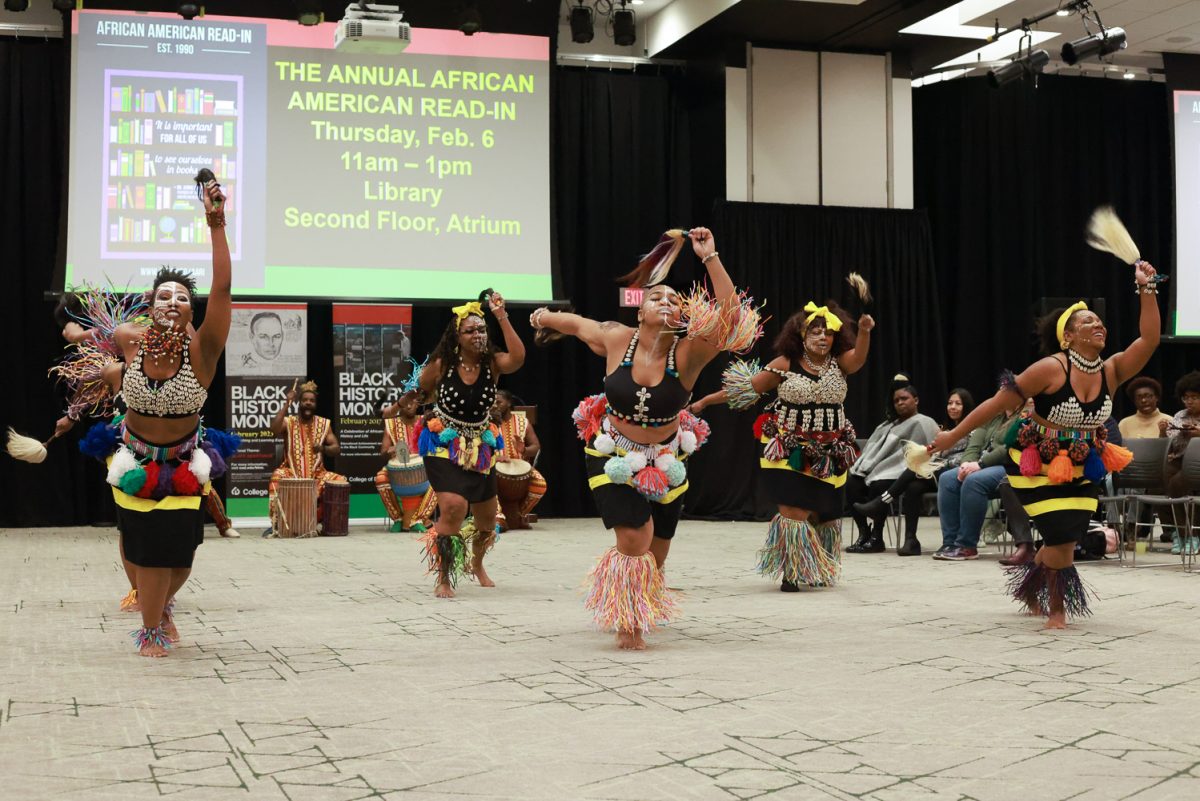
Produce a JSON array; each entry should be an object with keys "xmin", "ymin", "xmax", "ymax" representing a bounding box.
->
[{"xmin": 220, "ymin": 527, "xmax": 241, "ymax": 539}]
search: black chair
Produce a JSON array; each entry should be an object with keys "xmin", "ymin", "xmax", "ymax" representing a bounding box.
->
[
  {"xmin": 1098, "ymin": 437, "xmax": 1167, "ymax": 565},
  {"xmin": 1124, "ymin": 437, "xmax": 1193, "ymax": 569}
]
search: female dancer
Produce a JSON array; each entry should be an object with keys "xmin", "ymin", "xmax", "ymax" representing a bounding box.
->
[
  {"xmin": 931, "ymin": 260, "xmax": 1160, "ymax": 628},
  {"xmin": 532, "ymin": 227, "xmax": 758, "ymax": 649},
  {"xmin": 78, "ymin": 177, "xmax": 237, "ymax": 655},
  {"xmin": 413, "ymin": 294, "xmax": 525, "ymax": 598},
  {"xmin": 852, "ymin": 388, "xmax": 975, "ymax": 555},
  {"xmin": 693, "ymin": 299, "xmax": 873, "ymax": 590}
]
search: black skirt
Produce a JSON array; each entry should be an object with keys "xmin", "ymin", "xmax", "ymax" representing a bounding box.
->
[
  {"xmin": 1004, "ymin": 449, "xmax": 1099, "ymax": 546},
  {"xmin": 425, "ymin": 454, "xmax": 497, "ymax": 503},
  {"xmin": 584, "ymin": 451, "xmax": 686, "ymax": 540},
  {"xmin": 760, "ymin": 468, "xmax": 845, "ymax": 521},
  {"xmin": 118, "ymin": 505, "xmax": 205, "ymax": 568}
]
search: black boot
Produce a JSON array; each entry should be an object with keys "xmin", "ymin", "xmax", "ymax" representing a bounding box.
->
[
  {"xmin": 780, "ymin": 579, "xmax": 800, "ymax": 592},
  {"xmin": 852, "ymin": 494, "xmax": 891, "ymax": 521},
  {"xmin": 862, "ymin": 520, "xmax": 887, "ymax": 553},
  {"xmin": 897, "ymin": 535, "xmax": 921, "ymax": 556},
  {"xmin": 845, "ymin": 520, "xmax": 873, "ymax": 553}
]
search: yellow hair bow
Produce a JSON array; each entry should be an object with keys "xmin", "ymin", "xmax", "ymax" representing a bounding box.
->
[
  {"xmin": 803, "ymin": 302, "xmax": 843, "ymax": 332},
  {"xmin": 1057, "ymin": 301, "xmax": 1088, "ymax": 349},
  {"xmin": 452, "ymin": 301, "xmax": 484, "ymax": 328}
]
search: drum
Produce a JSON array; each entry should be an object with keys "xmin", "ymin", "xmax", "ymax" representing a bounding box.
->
[
  {"xmin": 277, "ymin": 478, "xmax": 318, "ymax": 539},
  {"xmin": 388, "ymin": 456, "xmax": 429, "ymax": 497},
  {"xmin": 495, "ymin": 459, "xmax": 532, "ymax": 530},
  {"xmin": 321, "ymin": 480, "xmax": 350, "ymax": 537}
]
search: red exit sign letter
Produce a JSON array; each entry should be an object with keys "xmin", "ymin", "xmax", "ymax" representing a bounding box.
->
[{"xmin": 619, "ymin": 288, "xmax": 644, "ymax": 307}]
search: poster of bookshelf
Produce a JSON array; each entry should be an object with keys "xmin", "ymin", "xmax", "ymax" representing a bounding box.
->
[{"xmin": 101, "ymin": 69, "xmax": 242, "ymax": 260}]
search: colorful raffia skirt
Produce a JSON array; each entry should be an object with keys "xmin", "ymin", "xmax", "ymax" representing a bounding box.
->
[
  {"xmin": 417, "ymin": 414, "xmax": 503, "ymax": 503},
  {"xmin": 755, "ymin": 417, "xmax": 858, "ymax": 521}
]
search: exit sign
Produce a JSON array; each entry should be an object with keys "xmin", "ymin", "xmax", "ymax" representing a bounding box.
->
[{"xmin": 619, "ymin": 287, "xmax": 644, "ymax": 307}]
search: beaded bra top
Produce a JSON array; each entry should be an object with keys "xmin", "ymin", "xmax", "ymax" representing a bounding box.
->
[
  {"xmin": 766, "ymin": 358, "xmax": 847, "ymax": 433},
  {"xmin": 1033, "ymin": 358, "xmax": 1112, "ymax": 430},
  {"xmin": 121, "ymin": 343, "xmax": 207, "ymax": 419},
  {"xmin": 603, "ymin": 331, "xmax": 691, "ymax": 428},
  {"xmin": 435, "ymin": 360, "xmax": 496, "ymax": 428}
]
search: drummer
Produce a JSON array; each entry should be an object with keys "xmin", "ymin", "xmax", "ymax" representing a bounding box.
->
[
  {"xmin": 375, "ymin": 392, "xmax": 437, "ymax": 532},
  {"xmin": 493, "ymin": 389, "xmax": 546, "ymax": 531},
  {"xmin": 267, "ymin": 380, "xmax": 346, "ymax": 536}
]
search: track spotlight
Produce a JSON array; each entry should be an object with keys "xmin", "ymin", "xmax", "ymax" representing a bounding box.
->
[
  {"xmin": 296, "ymin": 0, "xmax": 323, "ymax": 26},
  {"xmin": 177, "ymin": 3, "xmax": 201, "ymax": 20},
  {"xmin": 459, "ymin": 4, "xmax": 482, "ymax": 36},
  {"xmin": 3, "ymin": 0, "xmax": 30, "ymax": 11},
  {"xmin": 613, "ymin": 2, "xmax": 636, "ymax": 47},
  {"xmin": 569, "ymin": 2, "xmax": 594, "ymax": 44},
  {"xmin": 988, "ymin": 49, "xmax": 1050, "ymax": 87},
  {"xmin": 1061, "ymin": 26, "xmax": 1126, "ymax": 64}
]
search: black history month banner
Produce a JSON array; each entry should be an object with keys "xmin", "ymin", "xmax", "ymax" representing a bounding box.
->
[
  {"xmin": 224, "ymin": 302, "xmax": 307, "ymax": 518},
  {"xmin": 332, "ymin": 304, "xmax": 413, "ymax": 519}
]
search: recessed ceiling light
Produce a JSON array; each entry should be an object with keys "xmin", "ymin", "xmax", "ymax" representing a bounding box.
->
[
  {"xmin": 1055, "ymin": 8, "xmax": 1070, "ymax": 16},
  {"xmin": 631, "ymin": 0, "xmax": 644, "ymax": 4},
  {"xmin": 1123, "ymin": 69, "xmax": 1135, "ymax": 79}
]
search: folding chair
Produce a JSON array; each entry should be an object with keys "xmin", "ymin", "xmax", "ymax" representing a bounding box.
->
[{"xmin": 1122, "ymin": 438, "xmax": 1192, "ymax": 569}]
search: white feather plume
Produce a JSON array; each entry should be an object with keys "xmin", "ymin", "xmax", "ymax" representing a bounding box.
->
[
  {"xmin": 190, "ymin": 447, "xmax": 212, "ymax": 486},
  {"xmin": 1086, "ymin": 206, "xmax": 1141, "ymax": 265},
  {"xmin": 106, "ymin": 446, "xmax": 139, "ymax": 486},
  {"xmin": 846, "ymin": 272, "xmax": 873, "ymax": 305},
  {"xmin": 903, "ymin": 440, "xmax": 945, "ymax": 480},
  {"xmin": 6, "ymin": 428, "xmax": 47, "ymax": 464}
]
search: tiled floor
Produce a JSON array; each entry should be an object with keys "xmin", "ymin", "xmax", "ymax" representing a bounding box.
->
[{"xmin": 1, "ymin": 519, "xmax": 1197, "ymax": 800}]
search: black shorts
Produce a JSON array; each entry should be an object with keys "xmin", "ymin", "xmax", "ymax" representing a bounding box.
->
[
  {"xmin": 118, "ymin": 506, "xmax": 205, "ymax": 568},
  {"xmin": 585, "ymin": 452, "xmax": 685, "ymax": 540},
  {"xmin": 425, "ymin": 454, "xmax": 498, "ymax": 504}
]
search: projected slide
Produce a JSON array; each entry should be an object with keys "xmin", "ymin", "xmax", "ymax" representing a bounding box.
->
[
  {"xmin": 1175, "ymin": 90, "xmax": 1200, "ymax": 335},
  {"xmin": 66, "ymin": 11, "xmax": 551, "ymax": 301}
]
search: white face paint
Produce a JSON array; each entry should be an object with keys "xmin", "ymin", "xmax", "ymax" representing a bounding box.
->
[{"xmin": 152, "ymin": 281, "xmax": 192, "ymax": 329}]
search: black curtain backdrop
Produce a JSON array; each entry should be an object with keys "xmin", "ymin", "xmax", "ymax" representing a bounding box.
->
[
  {"xmin": 685, "ymin": 202, "xmax": 947, "ymax": 519},
  {"xmin": 914, "ymin": 74, "xmax": 1197, "ymax": 422},
  {"xmin": 7, "ymin": 45, "xmax": 1197, "ymax": 528}
]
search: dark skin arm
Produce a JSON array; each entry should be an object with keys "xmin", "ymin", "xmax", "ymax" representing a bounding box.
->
[
  {"xmin": 522, "ymin": 420, "xmax": 540, "ymax": 462},
  {"xmin": 270, "ymin": 380, "xmax": 298, "ymax": 437}
]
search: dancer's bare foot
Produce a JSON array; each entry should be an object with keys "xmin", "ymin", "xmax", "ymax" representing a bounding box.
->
[
  {"xmin": 434, "ymin": 582, "xmax": 455, "ymax": 598},
  {"xmin": 161, "ymin": 615, "xmax": 180, "ymax": 643},
  {"xmin": 139, "ymin": 642, "xmax": 168, "ymax": 658},
  {"xmin": 473, "ymin": 562, "xmax": 495, "ymax": 587},
  {"xmin": 1044, "ymin": 613, "xmax": 1067, "ymax": 630},
  {"xmin": 120, "ymin": 590, "xmax": 139, "ymax": 612},
  {"xmin": 616, "ymin": 630, "xmax": 646, "ymax": 650}
]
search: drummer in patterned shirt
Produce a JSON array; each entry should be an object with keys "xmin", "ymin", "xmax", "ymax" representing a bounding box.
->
[
  {"xmin": 266, "ymin": 380, "xmax": 347, "ymax": 536},
  {"xmin": 376, "ymin": 393, "xmax": 437, "ymax": 532},
  {"xmin": 492, "ymin": 389, "xmax": 546, "ymax": 531}
]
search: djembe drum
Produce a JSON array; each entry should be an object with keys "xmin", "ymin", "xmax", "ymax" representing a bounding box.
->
[
  {"xmin": 277, "ymin": 478, "xmax": 318, "ymax": 538},
  {"xmin": 321, "ymin": 480, "xmax": 350, "ymax": 536},
  {"xmin": 495, "ymin": 458, "xmax": 532, "ymax": 530},
  {"xmin": 387, "ymin": 456, "xmax": 429, "ymax": 497}
]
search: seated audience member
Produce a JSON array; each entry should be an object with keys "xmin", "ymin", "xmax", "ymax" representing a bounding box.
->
[
  {"xmin": 854, "ymin": 388, "xmax": 975, "ymax": 556},
  {"xmin": 845, "ymin": 377, "xmax": 939, "ymax": 554},
  {"xmin": 1118, "ymin": 376, "xmax": 1172, "ymax": 440},
  {"xmin": 933, "ymin": 399, "xmax": 1030, "ymax": 562},
  {"xmin": 1117, "ymin": 376, "xmax": 1172, "ymax": 544},
  {"xmin": 1165, "ymin": 371, "xmax": 1200, "ymax": 555}
]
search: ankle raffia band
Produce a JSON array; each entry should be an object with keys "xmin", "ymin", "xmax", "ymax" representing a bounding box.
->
[
  {"xmin": 1005, "ymin": 563, "xmax": 1094, "ymax": 619},
  {"xmin": 584, "ymin": 548, "xmax": 677, "ymax": 632},
  {"xmin": 420, "ymin": 530, "xmax": 468, "ymax": 586},
  {"xmin": 131, "ymin": 626, "xmax": 171, "ymax": 650},
  {"xmin": 757, "ymin": 515, "xmax": 840, "ymax": 587}
]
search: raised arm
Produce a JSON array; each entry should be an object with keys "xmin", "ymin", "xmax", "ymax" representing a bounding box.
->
[
  {"xmin": 194, "ymin": 180, "xmax": 231, "ymax": 370},
  {"xmin": 62, "ymin": 322, "xmax": 97, "ymax": 344},
  {"xmin": 487, "ymin": 292, "xmax": 526, "ymax": 375},
  {"xmin": 688, "ymin": 227, "xmax": 733, "ymax": 303},
  {"xmin": 1107, "ymin": 261, "xmax": 1162, "ymax": 387},
  {"xmin": 837, "ymin": 315, "xmax": 875, "ymax": 375},
  {"xmin": 530, "ymin": 308, "xmax": 626, "ymax": 357},
  {"xmin": 270, "ymin": 380, "xmax": 297, "ymax": 436}
]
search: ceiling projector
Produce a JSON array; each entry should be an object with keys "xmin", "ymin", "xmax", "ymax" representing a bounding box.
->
[{"xmin": 335, "ymin": 3, "xmax": 412, "ymax": 53}]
